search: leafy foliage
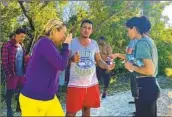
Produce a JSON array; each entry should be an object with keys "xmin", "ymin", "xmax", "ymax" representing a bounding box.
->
[{"xmin": 1, "ymin": 1, "xmax": 172, "ymax": 80}]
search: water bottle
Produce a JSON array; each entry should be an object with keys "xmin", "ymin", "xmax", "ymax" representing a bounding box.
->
[
  {"xmin": 107, "ymin": 57, "xmax": 112, "ymax": 65},
  {"xmin": 126, "ymin": 54, "xmax": 144, "ymax": 67},
  {"xmin": 126, "ymin": 54, "xmax": 135, "ymax": 63},
  {"xmin": 134, "ymin": 58, "xmax": 144, "ymax": 67}
]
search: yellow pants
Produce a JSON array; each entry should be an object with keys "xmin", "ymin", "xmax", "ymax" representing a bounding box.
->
[{"xmin": 19, "ymin": 93, "xmax": 65, "ymax": 116}]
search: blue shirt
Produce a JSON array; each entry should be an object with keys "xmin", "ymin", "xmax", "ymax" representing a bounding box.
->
[
  {"xmin": 15, "ymin": 44, "xmax": 24, "ymax": 76},
  {"xmin": 128, "ymin": 39, "xmax": 138, "ymax": 52}
]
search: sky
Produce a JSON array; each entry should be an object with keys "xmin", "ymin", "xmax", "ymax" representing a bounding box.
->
[{"xmin": 162, "ymin": 4, "xmax": 172, "ymax": 26}]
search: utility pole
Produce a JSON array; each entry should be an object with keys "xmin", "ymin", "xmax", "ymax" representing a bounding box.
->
[{"xmin": 142, "ymin": 0, "xmax": 151, "ymax": 19}]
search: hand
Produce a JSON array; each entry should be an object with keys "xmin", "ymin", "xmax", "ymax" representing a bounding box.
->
[
  {"xmin": 24, "ymin": 54, "xmax": 30, "ymax": 61},
  {"xmin": 124, "ymin": 61, "xmax": 134, "ymax": 72},
  {"xmin": 7, "ymin": 75, "xmax": 14, "ymax": 79},
  {"xmin": 71, "ymin": 50, "xmax": 80, "ymax": 63},
  {"xmin": 109, "ymin": 53, "xmax": 119, "ymax": 59},
  {"xmin": 106, "ymin": 63, "xmax": 115, "ymax": 71},
  {"xmin": 24, "ymin": 54, "xmax": 30, "ymax": 59},
  {"xmin": 64, "ymin": 33, "xmax": 72, "ymax": 44}
]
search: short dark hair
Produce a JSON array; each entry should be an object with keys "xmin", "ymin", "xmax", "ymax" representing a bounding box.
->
[
  {"xmin": 99, "ymin": 36, "xmax": 105, "ymax": 40},
  {"xmin": 15, "ymin": 28, "xmax": 26, "ymax": 35},
  {"xmin": 80, "ymin": 19, "xmax": 93, "ymax": 27},
  {"xmin": 126, "ymin": 16, "xmax": 151, "ymax": 35}
]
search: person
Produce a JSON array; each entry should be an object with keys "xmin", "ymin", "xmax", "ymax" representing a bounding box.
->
[
  {"xmin": 111, "ymin": 39, "xmax": 138, "ymax": 115},
  {"xmin": 56, "ymin": 70, "xmax": 66, "ymax": 99},
  {"xmin": 1, "ymin": 28, "xmax": 28, "ymax": 117},
  {"xmin": 126, "ymin": 39, "xmax": 138, "ymax": 116},
  {"xmin": 110, "ymin": 16, "xmax": 160, "ymax": 117},
  {"xmin": 59, "ymin": 70, "xmax": 66, "ymax": 86},
  {"xmin": 66, "ymin": 19, "xmax": 115, "ymax": 116},
  {"xmin": 19, "ymin": 19, "xmax": 72, "ymax": 116},
  {"xmin": 96, "ymin": 36, "xmax": 112, "ymax": 98}
]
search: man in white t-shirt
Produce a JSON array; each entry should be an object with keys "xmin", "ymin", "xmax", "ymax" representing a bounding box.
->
[{"xmin": 66, "ymin": 19, "xmax": 115, "ymax": 116}]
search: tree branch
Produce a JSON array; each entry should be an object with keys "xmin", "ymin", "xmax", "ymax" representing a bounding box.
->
[
  {"xmin": 94, "ymin": 1, "xmax": 132, "ymax": 33},
  {"xmin": 18, "ymin": 1, "xmax": 35, "ymax": 54},
  {"xmin": 18, "ymin": 1, "xmax": 35, "ymax": 31}
]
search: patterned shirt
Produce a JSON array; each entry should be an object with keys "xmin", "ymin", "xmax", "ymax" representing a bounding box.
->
[{"xmin": 1, "ymin": 38, "xmax": 28, "ymax": 78}]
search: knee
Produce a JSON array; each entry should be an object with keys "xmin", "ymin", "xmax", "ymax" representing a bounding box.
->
[
  {"xmin": 66, "ymin": 112, "xmax": 76, "ymax": 117},
  {"xmin": 83, "ymin": 107, "xmax": 90, "ymax": 111}
]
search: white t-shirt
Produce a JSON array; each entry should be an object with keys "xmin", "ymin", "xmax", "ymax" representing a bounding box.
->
[{"xmin": 68, "ymin": 37, "xmax": 100, "ymax": 88}]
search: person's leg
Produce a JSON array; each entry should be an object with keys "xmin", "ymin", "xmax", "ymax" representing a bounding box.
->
[
  {"xmin": 129, "ymin": 73, "xmax": 138, "ymax": 104},
  {"xmin": 144, "ymin": 91, "xmax": 159, "ymax": 117},
  {"xmin": 136, "ymin": 87, "xmax": 158, "ymax": 116},
  {"xmin": 136, "ymin": 78, "xmax": 160, "ymax": 117},
  {"xmin": 134, "ymin": 98, "xmax": 138, "ymax": 115},
  {"xmin": 102, "ymin": 69, "xmax": 110, "ymax": 98},
  {"xmin": 45, "ymin": 96, "xmax": 65, "ymax": 116},
  {"xmin": 149, "ymin": 82, "xmax": 160, "ymax": 117},
  {"xmin": 135, "ymin": 82, "xmax": 146, "ymax": 116},
  {"xmin": 6, "ymin": 76, "xmax": 18, "ymax": 117},
  {"xmin": 16, "ymin": 76, "xmax": 26, "ymax": 112},
  {"xmin": 153, "ymin": 101, "xmax": 157, "ymax": 117},
  {"xmin": 19, "ymin": 93, "xmax": 44, "ymax": 116},
  {"xmin": 96, "ymin": 66, "xmax": 102, "ymax": 83},
  {"xmin": 15, "ymin": 88, "xmax": 21, "ymax": 112},
  {"xmin": 66, "ymin": 112, "xmax": 76, "ymax": 117},
  {"xmin": 136, "ymin": 100, "xmax": 157, "ymax": 117},
  {"xmin": 6, "ymin": 89, "xmax": 14, "ymax": 117},
  {"xmin": 82, "ymin": 107, "xmax": 90, "ymax": 117},
  {"xmin": 66, "ymin": 87, "xmax": 85, "ymax": 117},
  {"xmin": 135, "ymin": 98, "xmax": 148, "ymax": 116},
  {"xmin": 84, "ymin": 84, "xmax": 100, "ymax": 116},
  {"xmin": 144, "ymin": 101, "xmax": 157, "ymax": 117},
  {"xmin": 65, "ymin": 65, "xmax": 70, "ymax": 85}
]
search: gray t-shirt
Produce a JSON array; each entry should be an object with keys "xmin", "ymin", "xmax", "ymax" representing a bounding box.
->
[
  {"xmin": 134, "ymin": 36, "xmax": 158, "ymax": 77},
  {"xmin": 68, "ymin": 37, "xmax": 100, "ymax": 87}
]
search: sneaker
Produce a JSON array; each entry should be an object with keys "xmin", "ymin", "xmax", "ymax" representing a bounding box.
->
[
  {"xmin": 133, "ymin": 112, "xmax": 136, "ymax": 115},
  {"xmin": 102, "ymin": 92, "xmax": 107, "ymax": 98},
  {"xmin": 128, "ymin": 101, "xmax": 135, "ymax": 104}
]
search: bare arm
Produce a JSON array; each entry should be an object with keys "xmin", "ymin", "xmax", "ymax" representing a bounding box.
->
[
  {"xmin": 110, "ymin": 53, "xmax": 126, "ymax": 60},
  {"xmin": 133, "ymin": 59, "xmax": 154, "ymax": 76},
  {"xmin": 117, "ymin": 53, "xmax": 126, "ymax": 60},
  {"xmin": 125, "ymin": 59, "xmax": 155, "ymax": 76},
  {"xmin": 95, "ymin": 52, "xmax": 108, "ymax": 69}
]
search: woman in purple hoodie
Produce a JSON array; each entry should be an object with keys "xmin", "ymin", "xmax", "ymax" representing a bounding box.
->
[{"xmin": 19, "ymin": 19, "xmax": 72, "ymax": 116}]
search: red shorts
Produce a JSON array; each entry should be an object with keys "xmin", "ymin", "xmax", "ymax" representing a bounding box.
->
[
  {"xmin": 6, "ymin": 76, "xmax": 25, "ymax": 89},
  {"xmin": 66, "ymin": 84, "xmax": 100, "ymax": 113}
]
